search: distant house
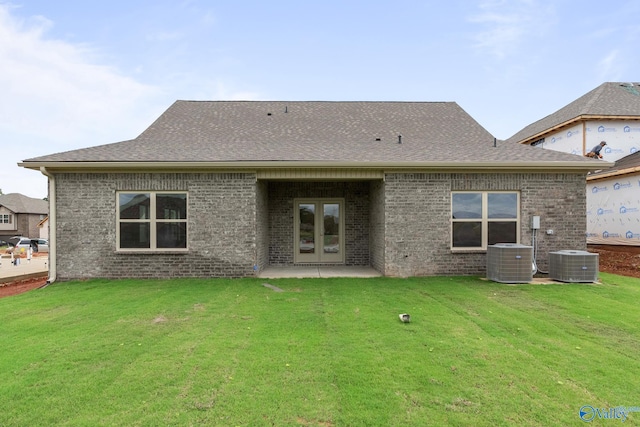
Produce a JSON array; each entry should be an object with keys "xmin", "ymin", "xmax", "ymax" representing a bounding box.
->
[
  {"xmin": 20, "ymin": 101, "xmax": 603, "ymax": 280},
  {"xmin": 38, "ymin": 216, "xmax": 49, "ymax": 239},
  {"xmin": 507, "ymin": 82, "xmax": 639, "ymax": 246},
  {"xmin": 0, "ymin": 193, "xmax": 48, "ymax": 241}
]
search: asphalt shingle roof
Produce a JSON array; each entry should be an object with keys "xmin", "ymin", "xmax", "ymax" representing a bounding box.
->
[
  {"xmin": 23, "ymin": 100, "xmax": 600, "ymax": 165},
  {"xmin": 0, "ymin": 193, "xmax": 48, "ymax": 214},
  {"xmin": 588, "ymin": 150, "xmax": 640, "ymax": 179},
  {"xmin": 506, "ymin": 82, "xmax": 640, "ymax": 144}
]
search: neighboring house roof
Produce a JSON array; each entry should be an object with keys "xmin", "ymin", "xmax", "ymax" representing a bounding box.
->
[
  {"xmin": 21, "ymin": 101, "xmax": 603, "ymax": 171},
  {"xmin": 0, "ymin": 193, "xmax": 48, "ymax": 215},
  {"xmin": 507, "ymin": 82, "xmax": 640, "ymax": 145},
  {"xmin": 588, "ymin": 150, "xmax": 640, "ymax": 181}
]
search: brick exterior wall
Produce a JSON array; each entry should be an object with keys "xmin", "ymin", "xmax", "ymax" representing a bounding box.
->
[
  {"xmin": 384, "ymin": 173, "xmax": 451, "ymax": 277},
  {"xmin": 54, "ymin": 173, "xmax": 258, "ymax": 280},
  {"xmin": 519, "ymin": 173, "xmax": 587, "ymax": 272},
  {"xmin": 51, "ymin": 171, "xmax": 586, "ymax": 279},
  {"xmin": 383, "ymin": 172, "xmax": 587, "ymax": 277},
  {"xmin": 267, "ymin": 181, "xmax": 370, "ymax": 266},
  {"xmin": 255, "ymin": 180, "xmax": 269, "ymax": 272},
  {"xmin": 369, "ymin": 180, "xmax": 385, "ymax": 273}
]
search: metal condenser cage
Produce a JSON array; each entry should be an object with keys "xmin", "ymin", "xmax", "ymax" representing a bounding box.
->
[
  {"xmin": 549, "ymin": 250, "xmax": 599, "ymax": 283},
  {"xmin": 487, "ymin": 243, "xmax": 533, "ymax": 283}
]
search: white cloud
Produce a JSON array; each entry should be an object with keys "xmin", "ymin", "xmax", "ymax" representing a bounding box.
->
[
  {"xmin": 0, "ymin": 4, "xmax": 163, "ymax": 198},
  {"xmin": 145, "ymin": 31, "xmax": 183, "ymax": 42},
  {"xmin": 200, "ymin": 10, "xmax": 216, "ymax": 27},
  {"xmin": 215, "ymin": 85, "xmax": 262, "ymax": 101},
  {"xmin": 596, "ymin": 49, "xmax": 622, "ymax": 81},
  {"xmin": 196, "ymin": 80, "xmax": 262, "ymax": 101},
  {"xmin": 0, "ymin": 5, "xmax": 161, "ymax": 143},
  {"xmin": 468, "ymin": 0, "xmax": 553, "ymax": 59}
]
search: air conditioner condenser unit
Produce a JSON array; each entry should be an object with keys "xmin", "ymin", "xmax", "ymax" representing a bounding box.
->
[
  {"xmin": 487, "ymin": 243, "xmax": 533, "ymax": 283},
  {"xmin": 549, "ymin": 250, "xmax": 599, "ymax": 283}
]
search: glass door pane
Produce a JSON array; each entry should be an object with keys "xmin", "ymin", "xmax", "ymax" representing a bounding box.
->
[
  {"xmin": 294, "ymin": 199, "xmax": 344, "ymax": 264},
  {"xmin": 298, "ymin": 203, "xmax": 315, "ymax": 254},
  {"xmin": 323, "ymin": 203, "xmax": 340, "ymax": 255}
]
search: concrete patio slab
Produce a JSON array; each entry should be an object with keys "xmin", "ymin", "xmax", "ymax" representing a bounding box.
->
[{"xmin": 259, "ymin": 266, "xmax": 382, "ymax": 279}]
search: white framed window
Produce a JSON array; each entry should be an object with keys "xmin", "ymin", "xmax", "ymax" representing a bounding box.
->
[
  {"xmin": 0, "ymin": 214, "xmax": 12, "ymax": 224},
  {"xmin": 451, "ymin": 191, "xmax": 520, "ymax": 250},
  {"xmin": 117, "ymin": 192, "xmax": 188, "ymax": 251}
]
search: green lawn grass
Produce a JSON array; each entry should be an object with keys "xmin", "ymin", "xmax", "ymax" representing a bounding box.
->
[{"xmin": 1, "ymin": 274, "xmax": 639, "ymax": 426}]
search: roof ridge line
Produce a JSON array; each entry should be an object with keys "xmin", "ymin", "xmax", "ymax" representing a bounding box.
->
[
  {"xmin": 174, "ymin": 100, "xmax": 454, "ymax": 104},
  {"xmin": 579, "ymin": 83, "xmax": 608, "ymax": 115}
]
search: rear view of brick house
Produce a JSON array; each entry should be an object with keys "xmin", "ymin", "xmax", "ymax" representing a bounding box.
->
[{"xmin": 20, "ymin": 101, "xmax": 604, "ymax": 280}]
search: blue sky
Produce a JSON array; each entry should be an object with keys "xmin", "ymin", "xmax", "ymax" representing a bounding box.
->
[{"xmin": 1, "ymin": 0, "xmax": 638, "ymax": 198}]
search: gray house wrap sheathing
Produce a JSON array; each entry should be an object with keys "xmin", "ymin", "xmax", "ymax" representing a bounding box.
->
[
  {"xmin": 506, "ymin": 82, "xmax": 639, "ymax": 246},
  {"xmin": 20, "ymin": 101, "xmax": 604, "ymax": 280}
]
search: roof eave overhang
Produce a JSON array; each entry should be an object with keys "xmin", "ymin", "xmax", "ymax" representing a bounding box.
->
[
  {"xmin": 517, "ymin": 115, "xmax": 640, "ymax": 145},
  {"xmin": 587, "ymin": 165, "xmax": 640, "ymax": 182},
  {"xmin": 20, "ymin": 160, "xmax": 608, "ymax": 173}
]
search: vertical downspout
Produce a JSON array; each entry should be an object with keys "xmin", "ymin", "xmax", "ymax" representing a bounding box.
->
[
  {"xmin": 39, "ymin": 167, "xmax": 56, "ymax": 284},
  {"xmin": 582, "ymin": 121, "xmax": 587, "ymax": 155}
]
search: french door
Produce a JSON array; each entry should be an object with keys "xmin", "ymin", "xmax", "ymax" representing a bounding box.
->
[{"xmin": 294, "ymin": 199, "xmax": 344, "ymax": 263}]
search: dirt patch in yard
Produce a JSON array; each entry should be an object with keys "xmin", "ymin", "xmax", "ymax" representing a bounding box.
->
[
  {"xmin": 588, "ymin": 245, "xmax": 640, "ymax": 279},
  {"xmin": 0, "ymin": 276, "xmax": 48, "ymax": 298}
]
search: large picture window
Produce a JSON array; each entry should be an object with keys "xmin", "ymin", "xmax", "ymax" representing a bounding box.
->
[
  {"xmin": 117, "ymin": 192, "xmax": 187, "ymax": 251},
  {"xmin": 451, "ymin": 192, "xmax": 519, "ymax": 249}
]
